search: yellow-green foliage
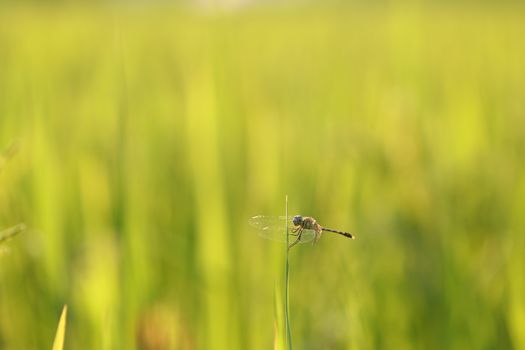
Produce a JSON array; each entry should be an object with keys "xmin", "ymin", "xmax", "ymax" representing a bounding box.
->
[{"xmin": 0, "ymin": 3, "xmax": 524, "ymax": 349}]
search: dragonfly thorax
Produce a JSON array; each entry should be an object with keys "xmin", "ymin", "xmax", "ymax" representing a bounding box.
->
[
  {"xmin": 301, "ymin": 216, "xmax": 319, "ymax": 231},
  {"xmin": 293, "ymin": 215, "xmax": 320, "ymax": 231}
]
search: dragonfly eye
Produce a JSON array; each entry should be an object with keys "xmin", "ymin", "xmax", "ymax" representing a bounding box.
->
[{"xmin": 292, "ymin": 215, "xmax": 303, "ymax": 226}]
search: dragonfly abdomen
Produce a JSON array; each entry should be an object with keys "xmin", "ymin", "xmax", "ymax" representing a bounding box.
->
[{"xmin": 321, "ymin": 227, "xmax": 355, "ymax": 239}]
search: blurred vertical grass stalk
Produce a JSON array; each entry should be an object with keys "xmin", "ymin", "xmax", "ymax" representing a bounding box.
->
[{"xmin": 184, "ymin": 52, "xmax": 233, "ymax": 349}]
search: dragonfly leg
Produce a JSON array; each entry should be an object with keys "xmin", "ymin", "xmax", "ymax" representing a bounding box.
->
[{"xmin": 288, "ymin": 228, "xmax": 303, "ymax": 250}]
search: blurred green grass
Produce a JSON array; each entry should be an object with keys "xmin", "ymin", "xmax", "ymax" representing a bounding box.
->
[{"xmin": 1, "ymin": 3, "xmax": 524, "ymax": 349}]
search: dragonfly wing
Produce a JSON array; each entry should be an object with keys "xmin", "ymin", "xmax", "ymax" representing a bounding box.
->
[
  {"xmin": 248, "ymin": 216, "xmax": 289, "ymax": 229},
  {"xmin": 249, "ymin": 216, "xmax": 315, "ymax": 244}
]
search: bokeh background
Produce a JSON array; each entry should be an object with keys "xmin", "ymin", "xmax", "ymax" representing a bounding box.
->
[{"xmin": 1, "ymin": 0, "xmax": 524, "ymax": 349}]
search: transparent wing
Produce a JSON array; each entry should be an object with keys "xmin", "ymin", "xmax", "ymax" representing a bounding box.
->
[{"xmin": 248, "ymin": 215, "xmax": 315, "ymax": 244}]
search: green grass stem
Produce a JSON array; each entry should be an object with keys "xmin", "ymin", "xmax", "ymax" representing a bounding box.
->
[{"xmin": 284, "ymin": 195, "xmax": 292, "ymax": 350}]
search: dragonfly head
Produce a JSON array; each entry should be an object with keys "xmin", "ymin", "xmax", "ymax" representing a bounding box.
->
[{"xmin": 292, "ymin": 215, "xmax": 303, "ymax": 226}]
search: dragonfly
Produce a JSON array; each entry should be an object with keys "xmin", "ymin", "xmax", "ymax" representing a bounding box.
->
[{"xmin": 249, "ymin": 215, "xmax": 355, "ymax": 249}]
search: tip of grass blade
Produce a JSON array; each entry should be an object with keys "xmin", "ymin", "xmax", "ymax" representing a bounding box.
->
[
  {"xmin": 52, "ymin": 305, "xmax": 68, "ymax": 350},
  {"xmin": 0, "ymin": 140, "xmax": 20, "ymax": 173},
  {"xmin": 0, "ymin": 223, "xmax": 27, "ymax": 244}
]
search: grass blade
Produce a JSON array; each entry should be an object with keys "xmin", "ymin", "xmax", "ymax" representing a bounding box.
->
[{"xmin": 52, "ymin": 305, "xmax": 68, "ymax": 350}]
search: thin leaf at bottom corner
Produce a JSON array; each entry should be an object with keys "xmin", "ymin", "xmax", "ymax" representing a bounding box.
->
[{"xmin": 52, "ymin": 305, "xmax": 68, "ymax": 350}]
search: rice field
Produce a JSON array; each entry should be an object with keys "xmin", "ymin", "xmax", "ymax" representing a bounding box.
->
[{"xmin": 1, "ymin": 3, "xmax": 524, "ymax": 349}]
